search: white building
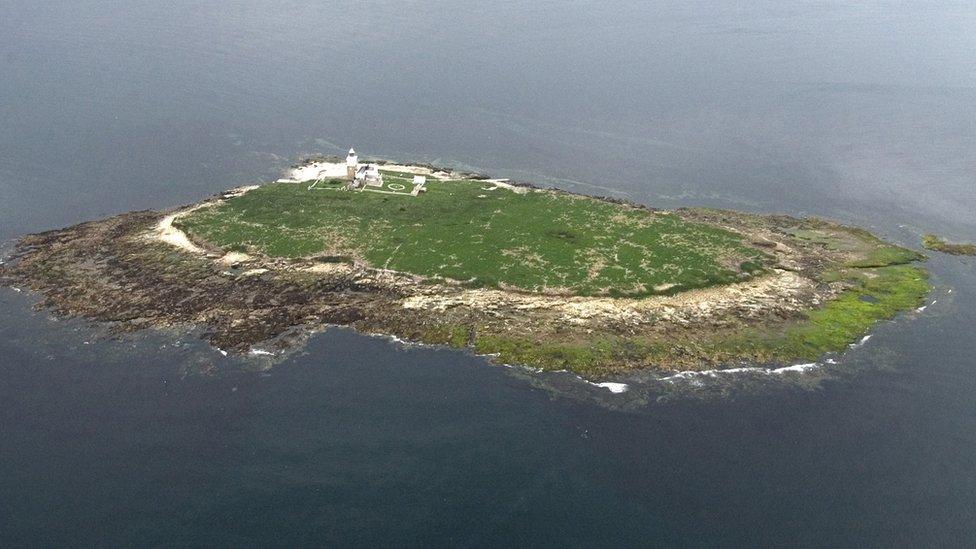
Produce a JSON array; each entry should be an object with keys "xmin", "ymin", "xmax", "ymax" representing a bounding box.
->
[
  {"xmin": 346, "ymin": 147, "xmax": 382, "ymax": 188},
  {"xmin": 355, "ymin": 164, "xmax": 383, "ymax": 187},
  {"xmin": 346, "ymin": 148, "xmax": 358, "ymax": 180}
]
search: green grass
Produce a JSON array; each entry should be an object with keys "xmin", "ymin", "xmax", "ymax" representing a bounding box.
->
[
  {"xmin": 379, "ymin": 169, "xmax": 419, "ymax": 187},
  {"xmin": 177, "ymin": 180, "xmax": 770, "ymax": 297},
  {"xmin": 313, "ymin": 178, "xmax": 346, "ymax": 187}
]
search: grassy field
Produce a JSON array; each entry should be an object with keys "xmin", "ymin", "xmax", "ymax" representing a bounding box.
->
[
  {"xmin": 377, "ymin": 169, "xmax": 419, "ymax": 191},
  {"xmin": 176, "ymin": 178, "xmax": 770, "ymax": 297}
]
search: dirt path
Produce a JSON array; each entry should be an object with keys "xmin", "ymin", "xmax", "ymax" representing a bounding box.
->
[{"xmin": 149, "ymin": 185, "xmax": 259, "ymax": 255}]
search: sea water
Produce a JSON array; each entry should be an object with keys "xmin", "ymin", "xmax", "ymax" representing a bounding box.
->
[{"xmin": 2, "ymin": 1, "xmax": 975, "ymax": 545}]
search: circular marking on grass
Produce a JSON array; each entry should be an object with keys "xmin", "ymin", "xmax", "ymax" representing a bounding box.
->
[{"xmin": 387, "ymin": 183, "xmax": 406, "ymax": 191}]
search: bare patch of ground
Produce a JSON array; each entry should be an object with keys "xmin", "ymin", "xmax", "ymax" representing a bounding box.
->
[{"xmin": 402, "ymin": 269, "xmax": 820, "ymax": 328}]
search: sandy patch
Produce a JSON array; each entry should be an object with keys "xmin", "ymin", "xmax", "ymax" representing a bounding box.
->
[
  {"xmin": 222, "ymin": 185, "xmax": 260, "ymax": 198},
  {"xmin": 279, "ymin": 161, "xmax": 349, "ymax": 183},
  {"xmin": 219, "ymin": 252, "xmax": 252, "ymax": 265},
  {"xmin": 481, "ymin": 180, "xmax": 530, "ymax": 194},
  {"xmin": 301, "ymin": 262, "xmax": 355, "ymax": 275},
  {"xmin": 152, "ymin": 205, "xmax": 209, "ymax": 254}
]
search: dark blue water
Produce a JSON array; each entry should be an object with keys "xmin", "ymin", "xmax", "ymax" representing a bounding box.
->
[{"xmin": 2, "ymin": 1, "xmax": 975, "ymax": 546}]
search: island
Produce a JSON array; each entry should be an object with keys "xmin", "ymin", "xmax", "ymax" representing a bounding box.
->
[{"xmin": 0, "ymin": 152, "xmax": 930, "ymax": 376}]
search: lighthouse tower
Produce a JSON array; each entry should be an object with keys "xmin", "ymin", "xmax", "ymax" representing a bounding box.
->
[{"xmin": 346, "ymin": 148, "xmax": 358, "ymax": 180}]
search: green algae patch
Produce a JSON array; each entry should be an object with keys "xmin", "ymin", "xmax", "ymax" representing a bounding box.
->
[
  {"xmin": 455, "ymin": 264, "xmax": 930, "ymax": 376},
  {"xmin": 786, "ymin": 224, "xmax": 922, "ymax": 268},
  {"xmin": 844, "ymin": 246, "xmax": 922, "ymax": 268},
  {"xmin": 922, "ymin": 234, "xmax": 976, "ymax": 256},
  {"xmin": 776, "ymin": 264, "xmax": 928, "ymax": 357}
]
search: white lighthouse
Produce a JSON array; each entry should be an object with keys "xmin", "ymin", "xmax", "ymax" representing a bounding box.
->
[{"xmin": 346, "ymin": 148, "xmax": 358, "ymax": 180}]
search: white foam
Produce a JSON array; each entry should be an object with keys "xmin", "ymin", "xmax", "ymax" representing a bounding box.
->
[
  {"xmin": 384, "ymin": 334, "xmax": 424, "ymax": 348},
  {"xmin": 659, "ymin": 361, "xmax": 823, "ymax": 381},
  {"xmin": 249, "ymin": 348, "xmax": 274, "ymax": 356},
  {"xmin": 772, "ymin": 362, "xmax": 818, "ymax": 373},
  {"xmin": 217, "ymin": 348, "xmax": 228, "ymax": 356},
  {"xmin": 709, "ymin": 367, "xmax": 763, "ymax": 375},
  {"xmin": 916, "ymin": 305, "xmax": 927, "ymax": 313},
  {"xmin": 659, "ymin": 366, "xmax": 764, "ymax": 381},
  {"xmin": 592, "ymin": 382, "xmax": 629, "ymax": 393},
  {"xmin": 849, "ymin": 334, "xmax": 872, "ymax": 348}
]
